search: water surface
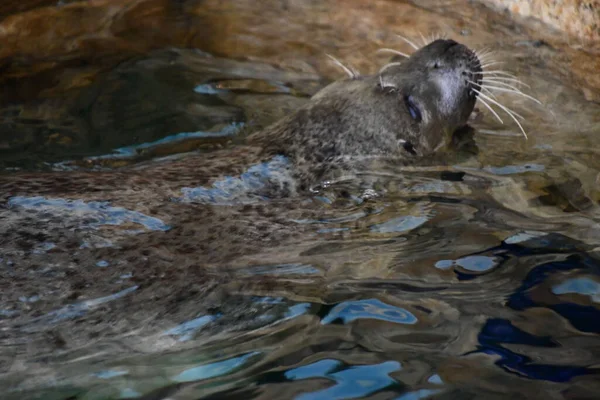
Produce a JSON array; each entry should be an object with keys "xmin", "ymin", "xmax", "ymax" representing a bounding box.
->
[{"xmin": 0, "ymin": 1, "xmax": 599, "ymax": 400}]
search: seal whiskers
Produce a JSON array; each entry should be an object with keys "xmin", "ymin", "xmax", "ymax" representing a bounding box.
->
[
  {"xmin": 326, "ymin": 54, "xmax": 359, "ymax": 79},
  {"xmin": 395, "ymin": 34, "xmax": 420, "ymax": 50},
  {"xmin": 462, "ymin": 49, "xmax": 542, "ymax": 139},
  {"xmin": 376, "ymin": 48, "xmax": 410, "ymax": 58},
  {"xmin": 481, "ymin": 76, "xmax": 531, "ymax": 88},
  {"xmin": 378, "ymin": 61, "xmax": 403, "ymax": 74},
  {"xmin": 471, "ymin": 88, "xmax": 529, "ymax": 139},
  {"xmin": 473, "ymin": 92, "xmax": 506, "ymax": 125},
  {"xmin": 480, "ymin": 61, "xmax": 505, "ymax": 68},
  {"xmin": 480, "ymin": 84, "xmax": 542, "ymax": 104}
]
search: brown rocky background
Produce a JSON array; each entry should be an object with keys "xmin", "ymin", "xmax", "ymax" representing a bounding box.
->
[
  {"xmin": 482, "ymin": 0, "xmax": 599, "ymax": 42},
  {"xmin": 0, "ymin": 0, "xmax": 598, "ymax": 98}
]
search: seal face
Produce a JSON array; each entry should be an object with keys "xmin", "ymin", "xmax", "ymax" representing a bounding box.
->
[
  {"xmin": 249, "ymin": 39, "xmax": 482, "ymax": 186},
  {"xmin": 380, "ymin": 39, "xmax": 482, "ymax": 142}
]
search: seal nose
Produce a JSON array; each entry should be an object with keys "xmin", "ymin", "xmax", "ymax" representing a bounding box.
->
[
  {"xmin": 443, "ymin": 39, "xmax": 459, "ymax": 48},
  {"xmin": 430, "ymin": 39, "xmax": 459, "ymax": 51},
  {"xmin": 449, "ymin": 42, "xmax": 482, "ymax": 98}
]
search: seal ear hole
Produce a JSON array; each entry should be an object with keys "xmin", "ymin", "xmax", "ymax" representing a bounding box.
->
[{"xmin": 433, "ymin": 62, "xmax": 440, "ymax": 69}]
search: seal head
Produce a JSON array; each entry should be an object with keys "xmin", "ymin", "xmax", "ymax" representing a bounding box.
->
[
  {"xmin": 249, "ymin": 39, "xmax": 482, "ymax": 185},
  {"xmin": 378, "ymin": 39, "xmax": 482, "ymax": 154}
]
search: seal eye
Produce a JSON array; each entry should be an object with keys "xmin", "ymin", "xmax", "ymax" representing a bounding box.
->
[
  {"xmin": 404, "ymin": 95, "xmax": 422, "ymax": 122},
  {"xmin": 433, "ymin": 62, "xmax": 440, "ymax": 69}
]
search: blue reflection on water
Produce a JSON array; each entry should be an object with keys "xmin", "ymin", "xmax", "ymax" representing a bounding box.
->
[
  {"xmin": 8, "ymin": 196, "xmax": 171, "ymax": 231},
  {"xmin": 240, "ymin": 263, "xmax": 321, "ymax": 276},
  {"xmin": 93, "ymin": 369, "xmax": 128, "ymax": 379},
  {"xmin": 285, "ymin": 303, "xmax": 311, "ymax": 319},
  {"xmin": 321, "ymin": 299, "xmax": 417, "ymax": 325},
  {"xmin": 163, "ymin": 315, "xmax": 219, "ymax": 342},
  {"xmin": 194, "ymin": 84, "xmax": 227, "ymax": 94},
  {"xmin": 179, "ymin": 155, "xmax": 291, "ymax": 204},
  {"xmin": 107, "ymin": 122, "xmax": 243, "ymax": 158},
  {"xmin": 394, "ymin": 388, "xmax": 443, "ymax": 400},
  {"xmin": 453, "ymin": 233, "xmax": 600, "ymax": 382},
  {"xmin": 508, "ymin": 254, "xmax": 600, "ymax": 334},
  {"xmin": 370, "ymin": 216, "xmax": 429, "ymax": 233},
  {"xmin": 39, "ymin": 286, "xmax": 139, "ymax": 325},
  {"xmin": 96, "ymin": 260, "xmax": 110, "ymax": 268},
  {"xmin": 472, "ymin": 318, "xmax": 593, "ymax": 382},
  {"xmin": 427, "ymin": 374, "xmax": 443, "ymax": 385},
  {"xmin": 285, "ymin": 359, "xmax": 402, "ymax": 400},
  {"xmin": 483, "ymin": 163, "xmax": 545, "ymax": 175},
  {"xmin": 172, "ymin": 352, "xmax": 260, "ymax": 383},
  {"xmin": 552, "ymin": 277, "xmax": 600, "ymax": 302},
  {"xmin": 455, "ymin": 255, "xmax": 498, "ymax": 272},
  {"xmin": 434, "ymin": 255, "xmax": 499, "ymax": 279}
]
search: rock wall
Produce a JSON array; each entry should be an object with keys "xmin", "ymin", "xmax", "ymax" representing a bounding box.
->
[
  {"xmin": 479, "ymin": 0, "xmax": 599, "ymax": 42},
  {"xmin": 0, "ymin": 1, "xmax": 597, "ymax": 42},
  {"xmin": 0, "ymin": 0, "xmax": 598, "ymax": 102}
]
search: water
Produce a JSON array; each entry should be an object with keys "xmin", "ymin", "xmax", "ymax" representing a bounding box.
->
[{"xmin": 1, "ymin": 1, "xmax": 600, "ymax": 399}]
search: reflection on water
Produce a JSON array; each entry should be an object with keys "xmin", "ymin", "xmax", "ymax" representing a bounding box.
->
[
  {"xmin": 508, "ymin": 253, "xmax": 600, "ymax": 335},
  {"xmin": 163, "ymin": 315, "xmax": 219, "ymax": 342},
  {"xmin": 285, "ymin": 360, "xmax": 402, "ymax": 400},
  {"xmin": 552, "ymin": 277, "xmax": 600, "ymax": 303},
  {"xmin": 321, "ymin": 299, "xmax": 417, "ymax": 325},
  {"xmin": 7, "ymin": 196, "xmax": 171, "ymax": 231},
  {"xmin": 22, "ymin": 286, "xmax": 139, "ymax": 331},
  {"xmin": 1, "ymin": 1, "xmax": 600, "ymax": 400},
  {"xmin": 178, "ymin": 155, "xmax": 293, "ymax": 205},
  {"xmin": 89, "ymin": 122, "xmax": 244, "ymax": 162},
  {"xmin": 172, "ymin": 352, "xmax": 260, "ymax": 383},
  {"xmin": 474, "ymin": 318, "xmax": 594, "ymax": 382}
]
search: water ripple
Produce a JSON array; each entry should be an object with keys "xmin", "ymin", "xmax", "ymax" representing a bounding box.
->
[
  {"xmin": 178, "ymin": 155, "xmax": 293, "ymax": 204},
  {"xmin": 285, "ymin": 359, "xmax": 402, "ymax": 400},
  {"xmin": 552, "ymin": 277, "xmax": 600, "ymax": 303},
  {"xmin": 22, "ymin": 286, "xmax": 139, "ymax": 330},
  {"xmin": 370, "ymin": 216, "xmax": 429, "ymax": 234},
  {"xmin": 321, "ymin": 299, "xmax": 417, "ymax": 325},
  {"xmin": 473, "ymin": 318, "xmax": 595, "ymax": 382},
  {"xmin": 172, "ymin": 352, "xmax": 260, "ymax": 383},
  {"xmin": 163, "ymin": 315, "xmax": 219, "ymax": 342},
  {"xmin": 8, "ymin": 196, "xmax": 171, "ymax": 231}
]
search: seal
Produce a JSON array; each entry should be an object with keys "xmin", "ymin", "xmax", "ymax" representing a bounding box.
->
[
  {"xmin": 0, "ymin": 39, "xmax": 481, "ymax": 203},
  {"xmin": 0, "ymin": 38, "xmax": 485, "ymax": 270},
  {"xmin": 248, "ymin": 38, "xmax": 482, "ymax": 188},
  {"xmin": 0, "ymin": 39, "xmax": 486, "ymax": 366}
]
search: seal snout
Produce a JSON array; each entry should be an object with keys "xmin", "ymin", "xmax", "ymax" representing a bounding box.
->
[
  {"xmin": 434, "ymin": 40, "xmax": 483, "ymax": 98},
  {"xmin": 465, "ymin": 49, "xmax": 483, "ymax": 98}
]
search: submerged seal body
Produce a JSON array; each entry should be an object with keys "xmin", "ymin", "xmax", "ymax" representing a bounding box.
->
[{"xmin": 249, "ymin": 39, "xmax": 482, "ymax": 187}]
